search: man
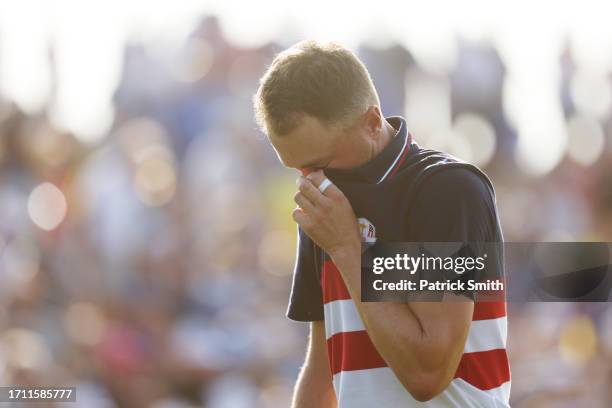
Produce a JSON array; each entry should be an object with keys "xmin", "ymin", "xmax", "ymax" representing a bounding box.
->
[{"xmin": 253, "ymin": 41, "xmax": 510, "ymax": 407}]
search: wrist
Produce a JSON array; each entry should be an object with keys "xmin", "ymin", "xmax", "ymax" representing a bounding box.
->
[{"xmin": 329, "ymin": 241, "xmax": 361, "ymax": 267}]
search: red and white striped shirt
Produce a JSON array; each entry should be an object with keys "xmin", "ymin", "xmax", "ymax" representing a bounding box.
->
[{"xmin": 323, "ymin": 259, "xmax": 510, "ymax": 407}]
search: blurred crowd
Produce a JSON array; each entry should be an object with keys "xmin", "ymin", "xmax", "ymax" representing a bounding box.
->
[{"xmin": 0, "ymin": 15, "xmax": 611, "ymax": 408}]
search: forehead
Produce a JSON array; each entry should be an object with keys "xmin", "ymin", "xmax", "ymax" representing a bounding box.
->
[{"xmin": 269, "ymin": 115, "xmax": 339, "ymax": 168}]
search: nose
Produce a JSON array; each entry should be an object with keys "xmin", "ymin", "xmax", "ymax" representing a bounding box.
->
[{"xmin": 300, "ymin": 168, "xmax": 314, "ymax": 176}]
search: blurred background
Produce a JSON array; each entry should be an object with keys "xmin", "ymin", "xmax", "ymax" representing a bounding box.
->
[{"xmin": 0, "ymin": 0, "xmax": 611, "ymax": 407}]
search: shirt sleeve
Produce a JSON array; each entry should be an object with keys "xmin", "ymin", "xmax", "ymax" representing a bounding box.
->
[
  {"xmin": 407, "ymin": 167, "xmax": 503, "ymax": 299},
  {"xmin": 408, "ymin": 167, "xmax": 500, "ymax": 242},
  {"xmin": 286, "ymin": 226, "xmax": 324, "ymax": 321}
]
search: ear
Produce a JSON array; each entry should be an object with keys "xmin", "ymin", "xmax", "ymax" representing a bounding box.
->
[{"xmin": 364, "ymin": 105, "xmax": 384, "ymax": 135}]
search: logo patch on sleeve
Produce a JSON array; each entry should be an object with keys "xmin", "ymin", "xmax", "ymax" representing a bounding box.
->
[{"xmin": 358, "ymin": 217, "xmax": 377, "ymax": 244}]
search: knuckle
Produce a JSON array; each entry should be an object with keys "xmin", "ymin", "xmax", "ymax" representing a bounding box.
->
[
  {"xmin": 329, "ymin": 192, "xmax": 342, "ymax": 203},
  {"xmin": 331, "ymin": 190, "xmax": 346, "ymax": 203},
  {"xmin": 300, "ymin": 217, "xmax": 312, "ymax": 230},
  {"xmin": 303, "ymin": 180, "xmax": 315, "ymax": 193},
  {"xmin": 322, "ymin": 197, "xmax": 333, "ymax": 208}
]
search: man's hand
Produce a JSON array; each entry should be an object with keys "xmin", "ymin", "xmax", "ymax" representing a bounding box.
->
[{"xmin": 292, "ymin": 170, "xmax": 361, "ymax": 259}]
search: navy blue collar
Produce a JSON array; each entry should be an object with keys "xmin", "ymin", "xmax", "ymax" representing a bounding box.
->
[{"xmin": 325, "ymin": 116, "xmax": 412, "ymax": 184}]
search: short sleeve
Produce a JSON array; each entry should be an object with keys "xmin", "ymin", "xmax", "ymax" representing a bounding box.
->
[
  {"xmin": 407, "ymin": 167, "xmax": 504, "ymax": 299},
  {"xmin": 408, "ymin": 167, "xmax": 500, "ymax": 242},
  {"xmin": 286, "ymin": 226, "xmax": 324, "ymax": 321}
]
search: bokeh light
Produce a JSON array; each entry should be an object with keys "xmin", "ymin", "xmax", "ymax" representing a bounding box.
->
[
  {"xmin": 0, "ymin": 0, "xmax": 52, "ymax": 113},
  {"xmin": 566, "ymin": 113, "xmax": 605, "ymax": 166},
  {"xmin": 570, "ymin": 69, "xmax": 612, "ymax": 119},
  {"xmin": 134, "ymin": 157, "xmax": 177, "ymax": 207},
  {"xmin": 558, "ymin": 315, "xmax": 598, "ymax": 364},
  {"xmin": 404, "ymin": 69, "xmax": 451, "ymax": 141},
  {"xmin": 116, "ymin": 117, "xmax": 171, "ymax": 160},
  {"xmin": 453, "ymin": 113, "xmax": 497, "ymax": 167},
  {"xmin": 1, "ymin": 328, "xmax": 52, "ymax": 371},
  {"xmin": 27, "ymin": 182, "xmax": 68, "ymax": 231},
  {"xmin": 64, "ymin": 302, "xmax": 107, "ymax": 347}
]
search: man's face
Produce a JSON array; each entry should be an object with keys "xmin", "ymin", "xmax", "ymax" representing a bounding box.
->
[{"xmin": 268, "ymin": 114, "xmax": 368, "ymax": 174}]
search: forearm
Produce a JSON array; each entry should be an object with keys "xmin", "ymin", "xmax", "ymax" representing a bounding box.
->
[
  {"xmin": 292, "ymin": 321, "xmax": 337, "ymax": 408},
  {"xmin": 333, "ymin": 250, "xmax": 437, "ymax": 364},
  {"xmin": 330, "ymin": 249, "xmax": 466, "ymax": 399},
  {"xmin": 291, "ymin": 364, "xmax": 337, "ymax": 408}
]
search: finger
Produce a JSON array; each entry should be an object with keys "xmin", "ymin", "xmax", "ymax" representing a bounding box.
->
[
  {"xmin": 296, "ymin": 176, "xmax": 329, "ymax": 206},
  {"xmin": 292, "ymin": 207, "xmax": 311, "ymax": 229},
  {"xmin": 306, "ymin": 170, "xmax": 343, "ymax": 200},
  {"xmin": 305, "ymin": 169, "xmax": 326, "ymax": 186},
  {"xmin": 294, "ymin": 191, "xmax": 316, "ymax": 213}
]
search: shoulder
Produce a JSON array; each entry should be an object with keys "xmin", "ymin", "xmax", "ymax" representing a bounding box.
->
[
  {"xmin": 421, "ymin": 166, "xmax": 493, "ymax": 200},
  {"xmin": 407, "ymin": 164, "xmax": 500, "ymax": 241},
  {"xmin": 402, "ymin": 147, "xmax": 494, "ymax": 197}
]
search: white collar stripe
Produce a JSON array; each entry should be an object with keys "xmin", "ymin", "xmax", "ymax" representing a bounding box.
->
[{"xmin": 377, "ymin": 132, "xmax": 408, "ymax": 184}]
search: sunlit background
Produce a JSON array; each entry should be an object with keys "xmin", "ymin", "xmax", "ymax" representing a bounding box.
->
[{"xmin": 0, "ymin": 0, "xmax": 611, "ymax": 407}]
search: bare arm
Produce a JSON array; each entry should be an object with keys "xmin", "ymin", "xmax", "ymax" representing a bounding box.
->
[
  {"xmin": 332, "ymin": 250, "xmax": 472, "ymax": 401},
  {"xmin": 292, "ymin": 321, "xmax": 337, "ymax": 408}
]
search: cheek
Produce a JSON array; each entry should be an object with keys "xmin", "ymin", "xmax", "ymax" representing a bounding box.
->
[
  {"xmin": 326, "ymin": 156, "xmax": 352, "ymax": 170},
  {"xmin": 327, "ymin": 138, "xmax": 361, "ymax": 169}
]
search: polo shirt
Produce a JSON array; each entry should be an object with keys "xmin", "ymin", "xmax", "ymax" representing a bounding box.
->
[{"xmin": 288, "ymin": 117, "xmax": 510, "ymax": 407}]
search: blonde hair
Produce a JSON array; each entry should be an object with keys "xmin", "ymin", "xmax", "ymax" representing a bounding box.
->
[{"xmin": 253, "ymin": 40, "xmax": 380, "ymax": 136}]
